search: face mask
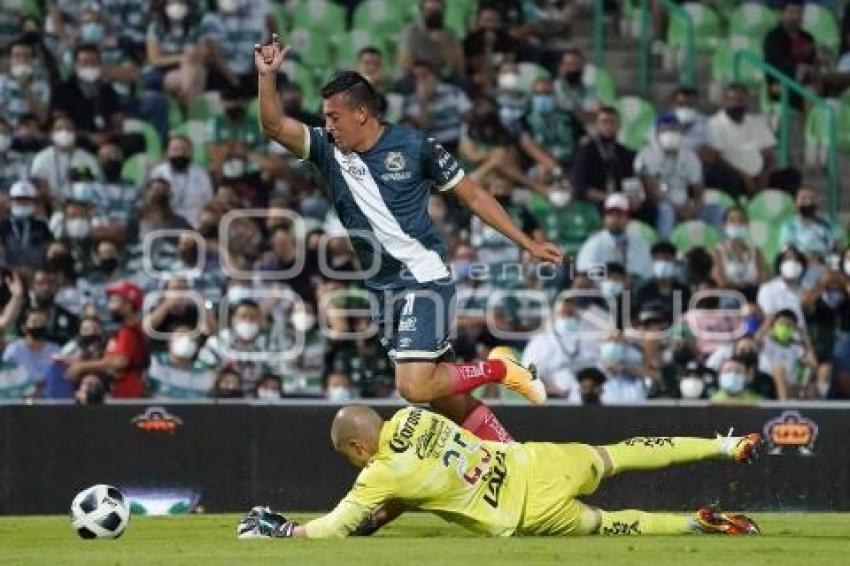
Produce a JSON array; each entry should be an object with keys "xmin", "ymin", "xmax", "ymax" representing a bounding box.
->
[
  {"xmin": 81, "ymin": 22, "xmax": 105, "ymax": 43},
  {"xmin": 725, "ymin": 106, "xmax": 746, "ymax": 123},
  {"xmin": 719, "ymin": 371, "xmax": 746, "ymax": 394},
  {"xmin": 554, "ymin": 316, "xmax": 579, "ymax": 334},
  {"xmin": 65, "ymin": 218, "xmax": 90, "ymax": 239},
  {"xmin": 452, "ymin": 259, "xmax": 472, "ymax": 280},
  {"xmin": 657, "ymin": 131, "xmax": 681, "ymax": 151},
  {"xmin": 563, "ymin": 70, "xmax": 582, "ymax": 86},
  {"xmin": 327, "ymin": 386, "xmax": 353, "ymax": 402},
  {"xmin": 600, "ymin": 280, "xmax": 623, "ymax": 298},
  {"xmin": 532, "ymin": 94, "xmax": 555, "ymax": 114},
  {"xmin": 549, "ymin": 190, "xmax": 571, "ymax": 208},
  {"xmin": 497, "ymin": 72, "xmax": 520, "ymax": 91},
  {"xmin": 822, "ymin": 290, "xmax": 846, "ymax": 310},
  {"xmin": 725, "ymin": 224, "xmax": 748, "ymax": 240},
  {"xmin": 652, "ymin": 260, "xmax": 677, "ymax": 280},
  {"xmin": 11, "ymin": 203, "xmax": 33, "ymax": 218},
  {"xmin": 218, "ymin": 0, "xmax": 240, "ymax": 13},
  {"xmin": 77, "ymin": 66, "xmax": 101, "ymax": 83},
  {"xmin": 798, "ymin": 204, "xmax": 816, "ymax": 218},
  {"xmin": 169, "ymin": 155, "xmax": 191, "ymax": 172},
  {"xmin": 674, "ymin": 106, "xmax": 696, "ymax": 125},
  {"xmin": 600, "ymin": 341, "xmax": 625, "ymax": 364},
  {"xmin": 166, "ymin": 3, "xmax": 189, "ymax": 21},
  {"xmin": 99, "ymin": 256, "xmax": 119, "ymax": 273},
  {"xmin": 170, "ymin": 334, "xmax": 197, "ymax": 359},
  {"xmin": 780, "ymin": 259, "xmax": 803, "ymax": 280},
  {"xmin": 423, "ymin": 10, "xmax": 444, "ymax": 29},
  {"xmin": 102, "ymin": 159, "xmax": 123, "ymax": 181},
  {"xmin": 10, "ymin": 63, "xmax": 32, "ymax": 80},
  {"xmin": 222, "ymin": 158, "xmax": 246, "ymax": 179},
  {"xmin": 679, "ymin": 376, "xmax": 704, "ymax": 399},
  {"xmin": 0, "ymin": 133, "xmax": 11, "ymax": 152},
  {"xmin": 234, "ymin": 321, "xmax": 259, "ymax": 341},
  {"xmin": 52, "ymin": 130, "xmax": 75, "ymax": 148},
  {"xmin": 257, "ymin": 388, "xmax": 280, "ymax": 401},
  {"xmin": 291, "ymin": 311, "xmax": 316, "ymax": 332},
  {"xmin": 26, "ymin": 326, "xmax": 47, "ymax": 340},
  {"xmin": 772, "ymin": 322, "xmax": 795, "ymax": 344}
]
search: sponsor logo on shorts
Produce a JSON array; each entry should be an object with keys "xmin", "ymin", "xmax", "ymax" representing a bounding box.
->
[
  {"xmin": 389, "ymin": 408, "xmax": 423, "ymax": 453},
  {"xmin": 398, "ymin": 316, "xmax": 417, "ymax": 333},
  {"xmin": 763, "ymin": 410, "xmax": 818, "ymax": 456}
]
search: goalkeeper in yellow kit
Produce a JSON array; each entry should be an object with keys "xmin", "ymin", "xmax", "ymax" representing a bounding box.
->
[{"xmin": 237, "ymin": 406, "xmax": 762, "ymax": 539}]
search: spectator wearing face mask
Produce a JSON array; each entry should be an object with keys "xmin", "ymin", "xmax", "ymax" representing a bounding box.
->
[
  {"xmin": 597, "ymin": 335, "xmax": 649, "ymax": 404},
  {"xmin": 30, "ymin": 115, "xmax": 100, "ymax": 201},
  {"xmin": 399, "ymin": 0, "xmax": 464, "ymax": 80},
  {"xmin": 276, "ymin": 303, "xmax": 325, "ymax": 397},
  {"xmin": 76, "ymin": 239, "xmax": 127, "ymax": 324},
  {"xmin": 779, "ymin": 185, "xmax": 836, "ymax": 263},
  {"xmin": 575, "ymin": 367, "xmax": 606, "ymax": 405},
  {"xmin": 43, "ymin": 316, "xmax": 106, "ymax": 399},
  {"xmin": 803, "ymin": 269, "xmax": 850, "ymax": 398},
  {"xmin": 97, "ymin": 142, "xmax": 139, "ymax": 229},
  {"xmin": 2, "ymin": 309, "xmax": 60, "ymax": 397},
  {"xmin": 0, "ymin": 180, "xmax": 53, "ymax": 268},
  {"xmin": 655, "ymin": 87, "xmax": 710, "ymax": 158},
  {"xmin": 705, "ymin": 336, "xmax": 777, "ymax": 400},
  {"xmin": 0, "ymin": 117, "xmax": 27, "ymax": 191},
  {"xmin": 531, "ymin": 181, "xmax": 601, "ymax": 260},
  {"xmin": 206, "ymin": 89, "xmax": 266, "ymax": 182},
  {"xmin": 149, "ymin": 135, "xmax": 213, "ymax": 226},
  {"xmin": 255, "ymin": 373, "xmax": 282, "ymax": 402},
  {"xmin": 757, "ymin": 246, "xmax": 808, "ymax": 322},
  {"xmin": 21, "ymin": 268, "xmax": 80, "ymax": 345},
  {"xmin": 706, "ymin": 84, "xmax": 777, "ymax": 197},
  {"xmin": 710, "ymin": 357, "xmax": 763, "ymax": 403},
  {"xmin": 462, "ymin": 6, "xmax": 522, "ymax": 85},
  {"xmin": 325, "ymin": 368, "xmax": 356, "ymax": 403},
  {"xmin": 66, "ymin": 282, "xmax": 148, "ymax": 398},
  {"xmin": 493, "ymin": 61, "xmax": 528, "ymax": 135},
  {"xmin": 632, "ymin": 242, "xmax": 689, "ymax": 323},
  {"xmin": 147, "ymin": 326, "xmax": 215, "ymax": 399},
  {"xmin": 198, "ymin": 299, "xmax": 281, "ymax": 394},
  {"xmin": 50, "ymin": 175, "xmax": 123, "ymax": 248},
  {"xmin": 710, "ymin": 206, "xmax": 769, "ymax": 295},
  {"xmin": 403, "ymin": 60, "xmax": 471, "ymax": 155},
  {"xmin": 128, "ymin": 178, "xmax": 192, "ymax": 250},
  {"xmin": 635, "ymin": 113, "xmax": 716, "ymax": 239},
  {"xmin": 0, "ymin": 39, "xmax": 50, "ymax": 126},
  {"xmin": 211, "ymin": 366, "xmax": 244, "ymax": 399},
  {"xmin": 577, "ymin": 193, "xmax": 653, "ymax": 280},
  {"xmin": 554, "ymin": 48, "xmax": 603, "ymax": 124},
  {"xmin": 520, "ymin": 77, "xmax": 584, "ymax": 176},
  {"xmin": 755, "ymin": 309, "xmax": 817, "ymax": 400},
  {"xmin": 521, "ymin": 296, "xmax": 599, "ymax": 400}
]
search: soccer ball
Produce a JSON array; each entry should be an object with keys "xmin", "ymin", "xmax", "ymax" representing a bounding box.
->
[{"xmin": 70, "ymin": 484, "xmax": 130, "ymax": 539}]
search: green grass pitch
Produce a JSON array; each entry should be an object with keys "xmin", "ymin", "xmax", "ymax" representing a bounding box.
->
[{"xmin": 1, "ymin": 513, "xmax": 848, "ymax": 565}]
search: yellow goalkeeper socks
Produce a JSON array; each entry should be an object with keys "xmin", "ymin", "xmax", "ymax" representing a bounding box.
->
[
  {"xmin": 597, "ymin": 510, "xmax": 697, "ymax": 535},
  {"xmin": 604, "ymin": 437, "xmax": 725, "ymax": 475}
]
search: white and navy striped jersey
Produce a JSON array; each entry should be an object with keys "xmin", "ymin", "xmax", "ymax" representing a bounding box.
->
[{"xmin": 302, "ymin": 123, "xmax": 464, "ymax": 289}]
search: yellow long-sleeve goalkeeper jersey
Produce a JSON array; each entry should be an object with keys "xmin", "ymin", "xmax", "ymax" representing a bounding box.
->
[{"xmin": 304, "ymin": 407, "xmax": 531, "ymax": 538}]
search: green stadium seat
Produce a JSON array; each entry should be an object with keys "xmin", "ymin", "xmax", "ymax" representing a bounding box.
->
[
  {"xmin": 291, "ymin": 0, "xmax": 347, "ymax": 35},
  {"xmin": 703, "ymin": 188, "xmax": 736, "ymax": 210},
  {"xmin": 584, "ymin": 65, "xmax": 616, "ymax": 104},
  {"xmin": 667, "ymin": 3, "xmax": 722, "ymax": 53},
  {"xmin": 728, "ymin": 2, "xmax": 778, "ymax": 40},
  {"xmin": 745, "ymin": 189, "xmax": 796, "ymax": 223},
  {"xmin": 615, "ymin": 96, "xmax": 656, "ymax": 151},
  {"xmin": 187, "ymin": 92, "xmax": 221, "ymax": 122},
  {"xmin": 172, "ymin": 120, "xmax": 209, "ymax": 168},
  {"xmin": 670, "ymin": 220, "xmax": 721, "ymax": 253},
  {"xmin": 291, "ymin": 27, "xmax": 335, "ymax": 69},
  {"xmin": 516, "ymin": 62, "xmax": 551, "ymax": 93},
  {"xmin": 353, "ymin": 0, "xmax": 414, "ymax": 37},
  {"xmin": 711, "ymin": 35, "xmax": 764, "ymax": 92},
  {"xmin": 445, "ymin": 0, "xmax": 476, "ymax": 38},
  {"xmin": 748, "ymin": 218, "xmax": 782, "ymax": 265},
  {"xmin": 123, "ymin": 118, "xmax": 162, "ymax": 161},
  {"xmin": 627, "ymin": 220, "xmax": 659, "ymax": 246},
  {"xmin": 804, "ymin": 102, "xmax": 836, "ymax": 166},
  {"xmin": 335, "ymin": 30, "xmax": 386, "ymax": 70},
  {"xmin": 803, "ymin": 4, "xmax": 840, "ymax": 53},
  {"xmin": 121, "ymin": 154, "xmax": 152, "ymax": 186}
]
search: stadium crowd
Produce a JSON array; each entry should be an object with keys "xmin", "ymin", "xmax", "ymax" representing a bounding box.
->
[{"xmin": 0, "ymin": 0, "xmax": 849, "ymax": 405}]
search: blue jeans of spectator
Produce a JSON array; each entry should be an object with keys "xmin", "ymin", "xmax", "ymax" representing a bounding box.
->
[{"xmin": 657, "ymin": 201, "xmax": 725, "ymax": 239}]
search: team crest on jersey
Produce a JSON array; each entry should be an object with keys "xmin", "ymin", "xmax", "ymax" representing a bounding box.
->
[{"xmin": 385, "ymin": 151, "xmax": 406, "ymax": 172}]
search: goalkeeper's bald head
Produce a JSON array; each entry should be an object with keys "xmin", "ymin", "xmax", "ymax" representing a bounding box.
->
[{"xmin": 331, "ymin": 405, "xmax": 384, "ymax": 468}]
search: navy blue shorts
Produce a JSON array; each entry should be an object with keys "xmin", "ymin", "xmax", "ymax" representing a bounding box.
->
[{"xmin": 375, "ymin": 278, "xmax": 456, "ymax": 363}]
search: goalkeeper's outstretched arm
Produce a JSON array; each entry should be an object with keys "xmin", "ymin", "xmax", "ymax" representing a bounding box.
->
[{"xmin": 255, "ymin": 34, "xmax": 309, "ymax": 159}]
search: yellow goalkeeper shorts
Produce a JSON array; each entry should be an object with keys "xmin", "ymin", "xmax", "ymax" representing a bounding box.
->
[{"xmin": 516, "ymin": 442, "xmax": 604, "ymax": 536}]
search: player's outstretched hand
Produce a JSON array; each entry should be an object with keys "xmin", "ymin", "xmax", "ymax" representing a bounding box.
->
[
  {"xmin": 237, "ymin": 506, "xmax": 299, "ymax": 539},
  {"xmin": 527, "ymin": 241, "xmax": 565, "ymax": 265},
  {"xmin": 254, "ymin": 33, "xmax": 290, "ymax": 75}
]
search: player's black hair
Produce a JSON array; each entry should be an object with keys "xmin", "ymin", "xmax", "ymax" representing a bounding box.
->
[
  {"xmin": 74, "ymin": 43, "xmax": 101, "ymax": 62},
  {"xmin": 320, "ymin": 71, "xmax": 380, "ymax": 117}
]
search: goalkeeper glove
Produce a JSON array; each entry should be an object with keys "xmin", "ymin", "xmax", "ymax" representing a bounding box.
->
[{"xmin": 237, "ymin": 506, "xmax": 299, "ymax": 539}]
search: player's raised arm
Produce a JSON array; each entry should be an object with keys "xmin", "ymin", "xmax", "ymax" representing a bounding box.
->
[
  {"xmin": 453, "ymin": 176, "xmax": 565, "ymax": 265},
  {"xmin": 254, "ymin": 34, "xmax": 309, "ymax": 158}
]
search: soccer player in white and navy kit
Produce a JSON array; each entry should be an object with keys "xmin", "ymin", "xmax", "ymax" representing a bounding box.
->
[{"xmin": 255, "ymin": 35, "xmax": 563, "ymax": 442}]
